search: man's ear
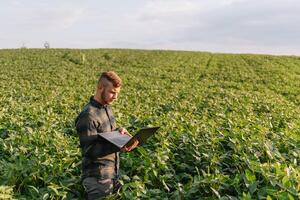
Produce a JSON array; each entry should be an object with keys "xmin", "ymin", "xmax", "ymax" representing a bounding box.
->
[
  {"xmin": 95, "ymin": 84, "xmax": 103, "ymax": 95},
  {"xmin": 97, "ymin": 84, "xmax": 103, "ymax": 91}
]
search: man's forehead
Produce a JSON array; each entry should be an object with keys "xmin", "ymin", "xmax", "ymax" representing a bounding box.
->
[
  {"xmin": 107, "ymin": 84, "xmax": 121, "ymax": 92},
  {"xmin": 111, "ymin": 87, "xmax": 121, "ymax": 92}
]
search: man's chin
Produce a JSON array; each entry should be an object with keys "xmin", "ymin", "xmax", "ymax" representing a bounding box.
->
[{"xmin": 107, "ymin": 100, "xmax": 114, "ymax": 105}]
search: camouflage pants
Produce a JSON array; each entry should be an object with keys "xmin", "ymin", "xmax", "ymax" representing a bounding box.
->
[{"xmin": 82, "ymin": 177, "xmax": 121, "ymax": 200}]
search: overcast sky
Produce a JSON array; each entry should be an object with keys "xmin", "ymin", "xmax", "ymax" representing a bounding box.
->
[{"xmin": 1, "ymin": 0, "xmax": 299, "ymax": 55}]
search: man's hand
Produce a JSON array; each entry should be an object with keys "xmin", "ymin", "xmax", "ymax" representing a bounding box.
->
[
  {"xmin": 121, "ymin": 138, "xmax": 139, "ymax": 152},
  {"xmin": 119, "ymin": 128, "xmax": 139, "ymax": 152},
  {"xmin": 119, "ymin": 127, "xmax": 131, "ymax": 136}
]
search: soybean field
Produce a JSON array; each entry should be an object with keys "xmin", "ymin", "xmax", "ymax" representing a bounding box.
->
[{"xmin": 0, "ymin": 49, "xmax": 299, "ymax": 199}]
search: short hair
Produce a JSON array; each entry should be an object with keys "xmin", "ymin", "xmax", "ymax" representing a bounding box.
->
[{"xmin": 98, "ymin": 71, "xmax": 122, "ymax": 88}]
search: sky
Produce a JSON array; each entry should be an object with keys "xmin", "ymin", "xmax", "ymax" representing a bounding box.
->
[{"xmin": 0, "ymin": 0, "xmax": 300, "ymax": 55}]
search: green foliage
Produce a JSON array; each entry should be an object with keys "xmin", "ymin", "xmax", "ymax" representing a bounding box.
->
[
  {"xmin": 0, "ymin": 49, "xmax": 299, "ymax": 199},
  {"xmin": 0, "ymin": 185, "xmax": 15, "ymax": 200}
]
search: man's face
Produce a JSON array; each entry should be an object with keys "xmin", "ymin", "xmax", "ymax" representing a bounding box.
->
[{"xmin": 100, "ymin": 82, "xmax": 121, "ymax": 105}]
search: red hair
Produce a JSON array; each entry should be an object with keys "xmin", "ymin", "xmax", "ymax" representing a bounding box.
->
[{"xmin": 98, "ymin": 71, "xmax": 122, "ymax": 87}]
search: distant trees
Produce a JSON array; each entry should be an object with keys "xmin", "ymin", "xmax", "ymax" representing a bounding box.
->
[
  {"xmin": 19, "ymin": 41, "xmax": 51, "ymax": 48},
  {"xmin": 44, "ymin": 41, "xmax": 50, "ymax": 49},
  {"xmin": 20, "ymin": 42, "xmax": 27, "ymax": 49}
]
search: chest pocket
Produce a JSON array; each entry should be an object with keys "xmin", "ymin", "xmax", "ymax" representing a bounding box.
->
[
  {"xmin": 109, "ymin": 116, "xmax": 116, "ymax": 131},
  {"xmin": 95, "ymin": 107, "xmax": 117, "ymax": 133},
  {"xmin": 106, "ymin": 106, "xmax": 117, "ymax": 131},
  {"xmin": 96, "ymin": 116, "xmax": 113, "ymax": 133}
]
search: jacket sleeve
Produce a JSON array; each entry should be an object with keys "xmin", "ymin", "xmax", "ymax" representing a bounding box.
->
[
  {"xmin": 75, "ymin": 112, "xmax": 119, "ymax": 157},
  {"xmin": 75, "ymin": 112, "xmax": 99, "ymax": 156}
]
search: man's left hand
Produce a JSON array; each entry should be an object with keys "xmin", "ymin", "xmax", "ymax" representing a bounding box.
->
[
  {"xmin": 122, "ymin": 138, "xmax": 139, "ymax": 152},
  {"xmin": 119, "ymin": 128, "xmax": 139, "ymax": 152}
]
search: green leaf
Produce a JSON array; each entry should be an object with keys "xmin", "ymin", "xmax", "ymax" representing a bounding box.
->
[
  {"xmin": 211, "ymin": 187, "xmax": 221, "ymax": 199},
  {"xmin": 43, "ymin": 193, "xmax": 49, "ymax": 200},
  {"xmin": 48, "ymin": 185, "xmax": 59, "ymax": 196},
  {"xmin": 282, "ymin": 176, "xmax": 291, "ymax": 188},
  {"xmin": 28, "ymin": 185, "xmax": 39, "ymax": 194},
  {"xmin": 245, "ymin": 169, "xmax": 256, "ymax": 183}
]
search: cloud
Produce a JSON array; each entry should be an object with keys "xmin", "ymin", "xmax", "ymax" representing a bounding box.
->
[
  {"xmin": 24, "ymin": 3, "xmax": 86, "ymax": 30},
  {"xmin": 122, "ymin": 0, "xmax": 300, "ymax": 54},
  {"xmin": 181, "ymin": 0, "xmax": 300, "ymax": 45},
  {"xmin": 1, "ymin": 0, "xmax": 300, "ymax": 54},
  {"xmin": 2, "ymin": 1, "xmax": 87, "ymax": 31}
]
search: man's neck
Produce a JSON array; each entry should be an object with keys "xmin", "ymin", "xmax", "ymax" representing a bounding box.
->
[{"xmin": 93, "ymin": 95, "xmax": 106, "ymax": 106}]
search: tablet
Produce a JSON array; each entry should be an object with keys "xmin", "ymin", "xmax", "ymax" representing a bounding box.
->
[{"xmin": 98, "ymin": 127, "xmax": 160, "ymax": 149}]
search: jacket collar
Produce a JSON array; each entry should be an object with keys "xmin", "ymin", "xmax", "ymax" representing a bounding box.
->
[{"xmin": 89, "ymin": 96, "xmax": 108, "ymax": 109}]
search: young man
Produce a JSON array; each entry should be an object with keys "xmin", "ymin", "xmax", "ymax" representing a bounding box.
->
[{"xmin": 75, "ymin": 71, "xmax": 138, "ymax": 199}]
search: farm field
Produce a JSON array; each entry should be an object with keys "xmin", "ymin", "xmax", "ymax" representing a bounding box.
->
[{"xmin": 0, "ymin": 49, "xmax": 299, "ymax": 199}]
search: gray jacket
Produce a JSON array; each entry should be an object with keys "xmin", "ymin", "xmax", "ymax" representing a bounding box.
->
[{"xmin": 75, "ymin": 96, "xmax": 119, "ymax": 180}]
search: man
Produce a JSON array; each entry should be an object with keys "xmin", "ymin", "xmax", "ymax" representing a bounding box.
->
[{"xmin": 75, "ymin": 71, "xmax": 138, "ymax": 199}]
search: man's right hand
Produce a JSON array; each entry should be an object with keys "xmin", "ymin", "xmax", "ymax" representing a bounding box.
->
[{"xmin": 119, "ymin": 127, "xmax": 130, "ymax": 135}]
